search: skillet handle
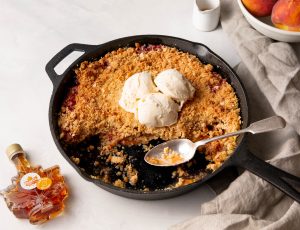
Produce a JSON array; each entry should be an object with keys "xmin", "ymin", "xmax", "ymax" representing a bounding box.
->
[
  {"xmin": 235, "ymin": 150, "xmax": 300, "ymax": 203},
  {"xmin": 45, "ymin": 43, "xmax": 96, "ymax": 87}
]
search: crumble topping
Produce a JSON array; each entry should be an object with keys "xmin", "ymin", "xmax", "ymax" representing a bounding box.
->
[
  {"xmin": 146, "ymin": 147, "xmax": 184, "ymax": 166},
  {"xmin": 58, "ymin": 43, "xmax": 241, "ymax": 190}
]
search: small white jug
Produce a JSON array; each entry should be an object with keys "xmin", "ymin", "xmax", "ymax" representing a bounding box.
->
[{"xmin": 193, "ymin": 0, "xmax": 221, "ymax": 31}]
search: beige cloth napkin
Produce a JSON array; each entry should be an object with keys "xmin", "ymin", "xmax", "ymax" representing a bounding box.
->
[{"xmin": 171, "ymin": 0, "xmax": 300, "ymax": 229}]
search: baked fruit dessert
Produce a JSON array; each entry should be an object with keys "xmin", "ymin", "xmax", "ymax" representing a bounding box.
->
[{"xmin": 58, "ymin": 43, "xmax": 241, "ymax": 190}]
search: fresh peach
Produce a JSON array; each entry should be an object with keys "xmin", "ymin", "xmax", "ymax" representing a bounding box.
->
[
  {"xmin": 242, "ymin": 0, "xmax": 278, "ymax": 17},
  {"xmin": 271, "ymin": 0, "xmax": 300, "ymax": 32}
]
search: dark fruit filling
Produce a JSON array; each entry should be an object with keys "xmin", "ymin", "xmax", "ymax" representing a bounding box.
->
[{"xmin": 63, "ymin": 136, "xmax": 210, "ymax": 191}]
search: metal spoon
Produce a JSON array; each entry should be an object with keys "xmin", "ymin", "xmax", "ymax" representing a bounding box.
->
[{"xmin": 144, "ymin": 116, "xmax": 286, "ymax": 167}]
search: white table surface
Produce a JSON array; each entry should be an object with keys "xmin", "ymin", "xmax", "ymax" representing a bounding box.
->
[{"xmin": 0, "ymin": 0, "xmax": 298, "ymax": 229}]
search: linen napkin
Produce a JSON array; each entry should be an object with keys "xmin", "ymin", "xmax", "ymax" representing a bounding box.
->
[{"xmin": 171, "ymin": 0, "xmax": 300, "ymax": 229}]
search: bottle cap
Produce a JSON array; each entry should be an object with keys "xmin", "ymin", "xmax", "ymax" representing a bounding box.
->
[{"xmin": 6, "ymin": 144, "xmax": 25, "ymax": 160}]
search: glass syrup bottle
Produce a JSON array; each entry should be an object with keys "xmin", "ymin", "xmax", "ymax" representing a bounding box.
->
[{"xmin": 0, "ymin": 144, "xmax": 68, "ymax": 224}]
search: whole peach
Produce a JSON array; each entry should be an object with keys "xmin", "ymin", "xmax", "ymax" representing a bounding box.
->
[
  {"xmin": 242, "ymin": 0, "xmax": 278, "ymax": 17},
  {"xmin": 271, "ymin": 0, "xmax": 300, "ymax": 31}
]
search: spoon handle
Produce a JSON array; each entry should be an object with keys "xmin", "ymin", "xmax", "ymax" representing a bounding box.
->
[
  {"xmin": 246, "ymin": 116, "xmax": 286, "ymax": 134},
  {"xmin": 195, "ymin": 116, "xmax": 286, "ymax": 147}
]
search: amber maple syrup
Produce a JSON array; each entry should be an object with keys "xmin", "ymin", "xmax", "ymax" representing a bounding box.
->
[{"xmin": 1, "ymin": 144, "xmax": 68, "ymax": 224}]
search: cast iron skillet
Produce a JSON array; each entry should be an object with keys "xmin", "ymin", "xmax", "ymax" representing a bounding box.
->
[{"xmin": 46, "ymin": 35, "xmax": 300, "ymax": 201}]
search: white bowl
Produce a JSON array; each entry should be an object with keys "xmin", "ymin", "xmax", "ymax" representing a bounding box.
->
[{"xmin": 237, "ymin": 0, "xmax": 300, "ymax": 43}]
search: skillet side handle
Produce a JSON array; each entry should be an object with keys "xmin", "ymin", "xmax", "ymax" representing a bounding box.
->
[
  {"xmin": 45, "ymin": 43, "xmax": 95, "ymax": 87},
  {"xmin": 236, "ymin": 151, "xmax": 300, "ymax": 204}
]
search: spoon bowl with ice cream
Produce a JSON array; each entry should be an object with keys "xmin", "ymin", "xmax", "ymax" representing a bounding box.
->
[{"xmin": 144, "ymin": 116, "xmax": 286, "ymax": 167}]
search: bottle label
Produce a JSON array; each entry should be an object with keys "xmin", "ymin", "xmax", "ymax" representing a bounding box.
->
[{"xmin": 20, "ymin": 173, "xmax": 41, "ymax": 190}]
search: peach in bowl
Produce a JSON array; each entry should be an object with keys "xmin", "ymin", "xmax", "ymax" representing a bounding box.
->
[{"xmin": 237, "ymin": 0, "xmax": 300, "ymax": 42}]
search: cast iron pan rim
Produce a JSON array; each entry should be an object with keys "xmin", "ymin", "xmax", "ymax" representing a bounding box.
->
[{"xmin": 48, "ymin": 34, "xmax": 249, "ymax": 197}]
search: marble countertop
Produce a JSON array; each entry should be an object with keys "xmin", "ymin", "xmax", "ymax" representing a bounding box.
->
[{"xmin": 0, "ymin": 0, "xmax": 298, "ymax": 229}]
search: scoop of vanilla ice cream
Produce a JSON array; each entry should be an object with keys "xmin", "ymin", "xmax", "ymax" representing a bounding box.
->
[
  {"xmin": 137, "ymin": 93, "xmax": 179, "ymax": 127},
  {"xmin": 119, "ymin": 72, "xmax": 158, "ymax": 113},
  {"xmin": 154, "ymin": 69, "xmax": 195, "ymax": 108}
]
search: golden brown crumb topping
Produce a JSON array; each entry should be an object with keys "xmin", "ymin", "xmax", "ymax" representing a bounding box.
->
[
  {"xmin": 146, "ymin": 147, "xmax": 184, "ymax": 166},
  {"xmin": 58, "ymin": 44, "xmax": 241, "ymax": 175}
]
